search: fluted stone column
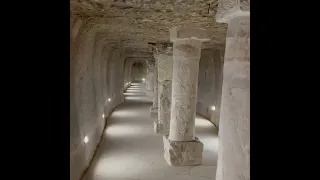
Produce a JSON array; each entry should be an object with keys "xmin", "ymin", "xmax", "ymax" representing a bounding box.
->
[
  {"xmin": 163, "ymin": 27, "xmax": 212, "ymax": 166},
  {"xmin": 145, "ymin": 60, "xmax": 155, "ymax": 98},
  {"xmin": 150, "ymin": 59, "xmax": 158, "ymax": 117},
  {"xmin": 215, "ymin": 1, "xmax": 250, "ymax": 180},
  {"xmin": 153, "ymin": 46, "xmax": 173, "ymax": 135}
]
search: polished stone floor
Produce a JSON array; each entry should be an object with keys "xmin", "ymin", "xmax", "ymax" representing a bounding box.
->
[{"xmin": 82, "ymin": 82, "xmax": 218, "ymax": 180}]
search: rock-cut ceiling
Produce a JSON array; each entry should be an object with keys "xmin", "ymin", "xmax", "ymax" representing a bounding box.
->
[{"xmin": 71, "ymin": 0, "xmax": 228, "ymax": 53}]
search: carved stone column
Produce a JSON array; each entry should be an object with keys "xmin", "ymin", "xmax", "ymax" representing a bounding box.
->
[
  {"xmin": 145, "ymin": 60, "xmax": 155, "ymax": 98},
  {"xmin": 215, "ymin": 1, "xmax": 250, "ymax": 180},
  {"xmin": 163, "ymin": 27, "xmax": 212, "ymax": 166},
  {"xmin": 150, "ymin": 59, "xmax": 158, "ymax": 117},
  {"xmin": 153, "ymin": 45, "xmax": 173, "ymax": 135}
]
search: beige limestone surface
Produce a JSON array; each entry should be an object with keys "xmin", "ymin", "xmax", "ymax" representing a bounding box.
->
[{"xmin": 82, "ymin": 82, "xmax": 218, "ymax": 180}]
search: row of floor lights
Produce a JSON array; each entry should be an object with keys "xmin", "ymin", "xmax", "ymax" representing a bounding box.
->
[
  {"xmin": 83, "ymin": 103, "xmax": 213, "ymax": 144},
  {"xmin": 83, "ymin": 97, "xmax": 112, "ymax": 144}
]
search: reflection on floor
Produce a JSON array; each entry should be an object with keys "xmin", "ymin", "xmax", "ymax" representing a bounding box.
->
[{"xmin": 82, "ymin": 82, "xmax": 218, "ymax": 180}]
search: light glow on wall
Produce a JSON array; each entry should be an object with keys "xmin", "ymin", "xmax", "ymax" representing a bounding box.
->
[
  {"xmin": 211, "ymin": 106, "xmax": 216, "ymax": 111},
  {"xmin": 108, "ymin": 98, "xmax": 111, "ymax": 102},
  {"xmin": 142, "ymin": 78, "xmax": 145, "ymax": 81},
  {"xmin": 102, "ymin": 114, "xmax": 105, "ymax": 119},
  {"xmin": 84, "ymin": 135, "xmax": 89, "ymax": 144}
]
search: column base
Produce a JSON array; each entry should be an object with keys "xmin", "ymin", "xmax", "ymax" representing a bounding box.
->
[
  {"xmin": 150, "ymin": 107, "xmax": 158, "ymax": 117},
  {"xmin": 163, "ymin": 135, "xmax": 203, "ymax": 166}
]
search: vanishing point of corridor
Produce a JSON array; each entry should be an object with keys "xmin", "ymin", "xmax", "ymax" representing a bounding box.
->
[{"xmin": 82, "ymin": 82, "xmax": 218, "ymax": 180}]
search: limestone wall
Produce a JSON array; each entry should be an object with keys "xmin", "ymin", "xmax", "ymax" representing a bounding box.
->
[
  {"xmin": 196, "ymin": 48, "xmax": 223, "ymax": 127},
  {"xmin": 70, "ymin": 17, "xmax": 127, "ymax": 180},
  {"xmin": 123, "ymin": 58, "xmax": 132, "ymax": 89}
]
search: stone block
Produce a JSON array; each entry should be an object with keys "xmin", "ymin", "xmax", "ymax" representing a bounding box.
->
[
  {"xmin": 163, "ymin": 136, "xmax": 203, "ymax": 166},
  {"xmin": 215, "ymin": 0, "xmax": 250, "ymax": 23}
]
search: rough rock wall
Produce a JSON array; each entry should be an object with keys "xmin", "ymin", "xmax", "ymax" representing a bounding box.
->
[
  {"xmin": 104, "ymin": 47, "xmax": 126, "ymax": 122},
  {"xmin": 107, "ymin": 48, "xmax": 126, "ymax": 109},
  {"xmin": 70, "ymin": 17, "xmax": 127, "ymax": 180},
  {"xmin": 123, "ymin": 58, "xmax": 132, "ymax": 88},
  {"xmin": 70, "ymin": 0, "xmax": 228, "ymax": 46},
  {"xmin": 197, "ymin": 49, "xmax": 215, "ymax": 119},
  {"xmin": 212, "ymin": 49, "xmax": 224, "ymax": 127},
  {"xmin": 113, "ymin": 49, "xmax": 126, "ymax": 105},
  {"xmin": 196, "ymin": 48, "xmax": 223, "ymax": 127}
]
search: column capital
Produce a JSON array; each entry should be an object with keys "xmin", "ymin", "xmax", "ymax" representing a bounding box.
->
[
  {"xmin": 172, "ymin": 38, "xmax": 202, "ymax": 60},
  {"xmin": 147, "ymin": 60, "xmax": 155, "ymax": 72},
  {"xmin": 201, "ymin": 42, "xmax": 226, "ymax": 50},
  {"xmin": 216, "ymin": 0, "xmax": 250, "ymax": 23},
  {"xmin": 153, "ymin": 42, "xmax": 173, "ymax": 59},
  {"xmin": 169, "ymin": 27, "xmax": 212, "ymax": 42},
  {"xmin": 227, "ymin": 15, "xmax": 250, "ymax": 37},
  {"xmin": 225, "ymin": 15, "xmax": 250, "ymax": 61}
]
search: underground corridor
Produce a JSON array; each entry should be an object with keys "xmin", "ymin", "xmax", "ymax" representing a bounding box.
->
[
  {"xmin": 70, "ymin": 1, "xmax": 250, "ymax": 180},
  {"xmin": 82, "ymin": 82, "xmax": 218, "ymax": 180}
]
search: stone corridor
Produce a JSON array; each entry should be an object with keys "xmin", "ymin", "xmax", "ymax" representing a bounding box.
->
[
  {"xmin": 71, "ymin": 1, "xmax": 250, "ymax": 180},
  {"xmin": 82, "ymin": 82, "xmax": 218, "ymax": 180}
]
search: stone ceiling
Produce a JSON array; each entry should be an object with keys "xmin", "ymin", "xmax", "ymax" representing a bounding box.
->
[{"xmin": 71, "ymin": 0, "xmax": 228, "ymax": 53}]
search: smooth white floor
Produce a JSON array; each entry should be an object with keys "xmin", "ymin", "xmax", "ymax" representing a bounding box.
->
[{"xmin": 82, "ymin": 82, "xmax": 218, "ymax": 180}]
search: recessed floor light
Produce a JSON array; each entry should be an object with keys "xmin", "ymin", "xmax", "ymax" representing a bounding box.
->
[{"xmin": 84, "ymin": 136, "xmax": 89, "ymax": 144}]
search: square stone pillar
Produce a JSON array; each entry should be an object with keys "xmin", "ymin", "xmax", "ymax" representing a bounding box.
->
[
  {"xmin": 163, "ymin": 27, "xmax": 212, "ymax": 166},
  {"xmin": 153, "ymin": 46, "xmax": 173, "ymax": 135},
  {"xmin": 150, "ymin": 59, "xmax": 158, "ymax": 117},
  {"xmin": 215, "ymin": 1, "xmax": 250, "ymax": 180},
  {"xmin": 145, "ymin": 60, "xmax": 155, "ymax": 98}
]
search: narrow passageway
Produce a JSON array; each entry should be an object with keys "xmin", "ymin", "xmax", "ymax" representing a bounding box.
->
[{"xmin": 82, "ymin": 82, "xmax": 218, "ymax": 180}]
